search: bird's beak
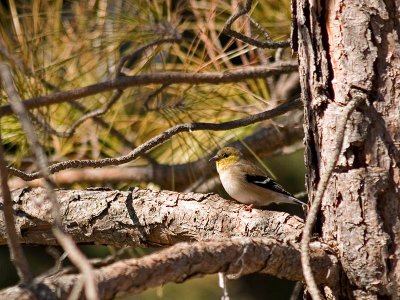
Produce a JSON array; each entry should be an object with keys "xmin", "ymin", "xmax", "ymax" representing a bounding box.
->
[{"xmin": 209, "ymin": 155, "xmax": 219, "ymax": 162}]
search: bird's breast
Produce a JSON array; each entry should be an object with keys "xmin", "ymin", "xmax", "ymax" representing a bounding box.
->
[{"xmin": 219, "ymin": 169, "xmax": 254, "ymax": 205}]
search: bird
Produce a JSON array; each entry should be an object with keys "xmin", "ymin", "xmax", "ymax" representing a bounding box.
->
[{"xmin": 209, "ymin": 147, "xmax": 305, "ymax": 207}]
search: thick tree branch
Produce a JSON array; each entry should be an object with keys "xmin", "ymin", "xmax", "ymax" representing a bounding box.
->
[
  {"xmin": 7, "ymin": 98, "xmax": 301, "ymax": 181},
  {"xmin": 8, "ymin": 116, "xmax": 304, "ymax": 189},
  {"xmin": 0, "ymin": 61, "xmax": 297, "ymax": 117},
  {"xmin": 0, "ymin": 187, "xmax": 305, "ymax": 246},
  {"xmin": 0, "ymin": 238, "xmax": 339, "ymax": 300}
]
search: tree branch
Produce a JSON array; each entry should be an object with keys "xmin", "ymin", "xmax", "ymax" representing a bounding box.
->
[
  {"xmin": 8, "ymin": 115, "xmax": 304, "ymax": 190},
  {"xmin": 30, "ymin": 90, "xmax": 123, "ymax": 138},
  {"xmin": 7, "ymin": 98, "xmax": 302, "ymax": 181},
  {"xmin": 0, "ymin": 61, "xmax": 297, "ymax": 117},
  {"xmin": 0, "ymin": 238, "xmax": 339, "ymax": 300},
  {"xmin": 31, "ymin": 37, "xmax": 182, "ymax": 139},
  {"xmin": 0, "ymin": 63, "xmax": 99, "ymax": 300},
  {"xmin": 0, "ymin": 132, "xmax": 33, "ymax": 282},
  {"xmin": 0, "ymin": 187, "xmax": 305, "ymax": 247},
  {"xmin": 223, "ymin": 0, "xmax": 290, "ymax": 49}
]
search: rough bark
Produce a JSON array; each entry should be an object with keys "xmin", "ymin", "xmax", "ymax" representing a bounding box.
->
[
  {"xmin": 0, "ymin": 188, "xmax": 304, "ymax": 247},
  {"xmin": 294, "ymin": 0, "xmax": 400, "ymax": 298},
  {"xmin": 0, "ymin": 238, "xmax": 338, "ymax": 300},
  {"xmin": 0, "ymin": 188, "xmax": 342, "ymax": 299}
]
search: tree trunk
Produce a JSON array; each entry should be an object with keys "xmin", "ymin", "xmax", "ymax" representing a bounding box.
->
[{"xmin": 293, "ymin": 0, "xmax": 400, "ymax": 298}]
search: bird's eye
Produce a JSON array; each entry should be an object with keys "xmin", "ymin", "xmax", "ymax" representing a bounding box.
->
[{"xmin": 222, "ymin": 154, "xmax": 229, "ymax": 158}]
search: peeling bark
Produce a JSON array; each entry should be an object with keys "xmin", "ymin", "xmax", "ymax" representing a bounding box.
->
[
  {"xmin": 0, "ymin": 188, "xmax": 304, "ymax": 247},
  {"xmin": 0, "ymin": 188, "xmax": 342, "ymax": 299},
  {"xmin": 0, "ymin": 238, "xmax": 338, "ymax": 300}
]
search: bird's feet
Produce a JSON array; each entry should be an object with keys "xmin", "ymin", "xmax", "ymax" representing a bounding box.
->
[{"xmin": 244, "ymin": 204, "xmax": 255, "ymax": 211}]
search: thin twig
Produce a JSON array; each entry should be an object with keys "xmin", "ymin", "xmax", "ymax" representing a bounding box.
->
[
  {"xmin": 143, "ymin": 83, "xmax": 171, "ymax": 111},
  {"xmin": 300, "ymin": 92, "xmax": 366, "ymax": 300},
  {"xmin": 115, "ymin": 37, "xmax": 182, "ymax": 76},
  {"xmin": 69, "ymin": 100, "xmax": 158, "ymax": 165},
  {"xmin": 219, "ymin": 272, "xmax": 230, "ymax": 300},
  {"xmin": 0, "ymin": 130, "xmax": 33, "ymax": 282},
  {"xmin": 31, "ymin": 90, "xmax": 123, "ymax": 138},
  {"xmin": 246, "ymin": 14, "xmax": 273, "ymax": 42},
  {"xmin": 289, "ymin": 281, "xmax": 303, "ymax": 300},
  {"xmin": 31, "ymin": 37, "xmax": 182, "ymax": 139},
  {"xmin": 9, "ymin": 116, "xmax": 303, "ymax": 190},
  {"xmin": 0, "ymin": 61, "xmax": 298, "ymax": 117},
  {"xmin": 223, "ymin": 0, "xmax": 290, "ymax": 49},
  {"xmin": 0, "ymin": 63, "xmax": 99, "ymax": 300},
  {"xmin": 8, "ymin": 98, "xmax": 301, "ymax": 181}
]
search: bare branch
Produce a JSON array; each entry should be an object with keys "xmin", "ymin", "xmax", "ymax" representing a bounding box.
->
[
  {"xmin": 0, "ymin": 64, "xmax": 99, "ymax": 300},
  {"xmin": 0, "ymin": 61, "xmax": 298, "ymax": 117},
  {"xmin": 9, "ymin": 116, "xmax": 303, "ymax": 189},
  {"xmin": 31, "ymin": 37, "xmax": 182, "ymax": 140},
  {"xmin": 31, "ymin": 90, "xmax": 123, "ymax": 138},
  {"xmin": 300, "ymin": 91, "xmax": 366, "ymax": 300},
  {"xmin": 8, "ymin": 98, "xmax": 302, "ymax": 181},
  {"xmin": 68, "ymin": 100, "xmax": 158, "ymax": 165},
  {"xmin": 0, "ymin": 187, "xmax": 305, "ymax": 246},
  {"xmin": 223, "ymin": 0, "xmax": 290, "ymax": 49},
  {"xmin": 0, "ymin": 238, "xmax": 339, "ymax": 299},
  {"xmin": 247, "ymin": 14, "xmax": 273, "ymax": 42},
  {"xmin": 0, "ymin": 132, "xmax": 33, "ymax": 282}
]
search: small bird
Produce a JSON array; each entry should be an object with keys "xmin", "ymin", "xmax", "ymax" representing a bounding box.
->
[{"xmin": 210, "ymin": 147, "xmax": 305, "ymax": 207}]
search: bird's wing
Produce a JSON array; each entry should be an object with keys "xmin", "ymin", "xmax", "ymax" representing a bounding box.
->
[{"xmin": 245, "ymin": 174, "xmax": 295, "ymax": 198}]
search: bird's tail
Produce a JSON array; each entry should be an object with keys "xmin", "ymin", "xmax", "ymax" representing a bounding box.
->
[{"xmin": 290, "ymin": 196, "xmax": 306, "ymax": 206}]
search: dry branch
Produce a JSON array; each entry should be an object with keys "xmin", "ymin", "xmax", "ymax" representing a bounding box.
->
[
  {"xmin": 0, "ymin": 238, "xmax": 338, "ymax": 300},
  {"xmin": 0, "ymin": 187, "xmax": 305, "ymax": 247},
  {"xmin": 32, "ymin": 37, "xmax": 182, "ymax": 139},
  {"xmin": 223, "ymin": 0, "xmax": 290, "ymax": 49},
  {"xmin": 0, "ymin": 61, "xmax": 297, "ymax": 117},
  {"xmin": 0, "ymin": 63, "xmax": 99, "ymax": 300},
  {"xmin": 9, "ymin": 116, "xmax": 304, "ymax": 190},
  {"xmin": 0, "ymin": 133, "xmax": 32, "ymax": 282},
  {"xmin": 68, "ymin": 100, "xmax": 158, "ymax": 165},
  {"xmin": 7, "ymin": 98, "xmax": 301, "ymax": 181}
]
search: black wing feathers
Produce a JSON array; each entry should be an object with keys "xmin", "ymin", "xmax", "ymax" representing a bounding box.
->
[{"xmin": 245, "ymin": 175, "xmax": 294, "ymax": 198}]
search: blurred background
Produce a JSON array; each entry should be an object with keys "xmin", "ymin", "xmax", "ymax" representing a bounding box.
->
[{"xmin": 0, "ymin": 0, "xmax": 305, "ymax": 298}]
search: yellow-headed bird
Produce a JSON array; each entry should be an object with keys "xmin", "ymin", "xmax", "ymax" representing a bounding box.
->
[{"xmin": 210, "ymin": 147, "xmax": 305, "ymax": 207}]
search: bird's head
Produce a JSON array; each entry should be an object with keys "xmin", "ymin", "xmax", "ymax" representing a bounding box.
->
[{"xmin": 209, "ymin": 147, "xmax": 242, "ymax": 172}]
